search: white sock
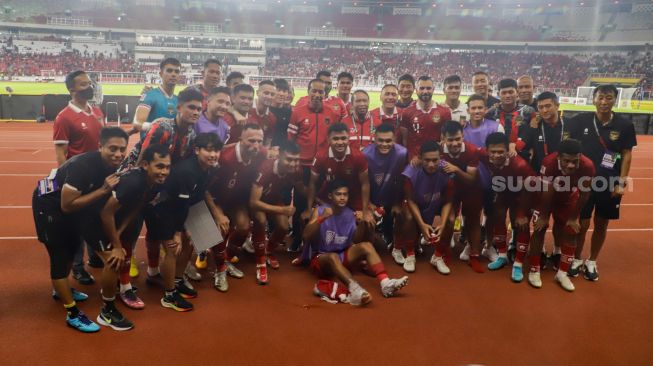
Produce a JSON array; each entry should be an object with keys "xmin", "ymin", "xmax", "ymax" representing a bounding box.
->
[
  {"xmin": 498, "ymin": 253, "xmax": 508, "ymax": 259},
  {"xmin": 513, "ymin": 262, "xmax": 522, "ymax": 268},
  {"xmin": 553, "ymin": 246, "xmax": 561, "ymax": 255},
  {"xmin": 380, "ymin": 278, "xmax": 390, "ymax": 288},
  {"xmin": 147, "ymin": 266, "xmax": 159, "ymax": 276},
  {"xmin": 119, "ymin": 283, "xmax": 132, "ymax": 293}
]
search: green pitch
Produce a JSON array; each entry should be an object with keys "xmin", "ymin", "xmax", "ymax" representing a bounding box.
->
[{"xmin": 1, "ymin": 81, "xmax": 652, "ymax": 114}]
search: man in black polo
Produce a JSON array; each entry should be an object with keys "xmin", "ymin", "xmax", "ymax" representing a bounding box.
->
[{"xmin": 567, "ymin": 84, "xmax": 637, "ymax": 281}]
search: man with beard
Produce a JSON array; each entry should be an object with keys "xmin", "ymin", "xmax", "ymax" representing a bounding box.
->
[
  {"xmin": 343, "ymin": 90, "xmax": 379, "ymax": 151},
  {"xmin": 400, "ymin": 76, "xmax": 452, "ymax": 164},
  {"xmin": 472, "ymin": 71, "xmax": 500, "ymax": 108},
  {"xmin": 396, "ymin": 74, "xmax": 415, "ymax": 109},
  {"xmin": 248, "ymin": 80, "xmax": 278, "ymax": 145}
]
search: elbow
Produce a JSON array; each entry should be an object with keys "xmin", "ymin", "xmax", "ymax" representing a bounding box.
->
[{"xmin": 60, "ymin": 202, "xmax": 74, "ymax": 214}]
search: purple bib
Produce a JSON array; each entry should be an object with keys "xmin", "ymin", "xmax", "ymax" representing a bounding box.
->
[
  {"xmin": 317, "ymin": 205, "xmax": 356, "ymax": 254},
  {"xmin": 363, "ymin": 144, "xmax": 407, "ymax": 207},
  {"xmin": 463, "ymin": 119, "xmax": 500, "ymax": 148},
  {"xmin": 402, "ymin": 165, "xmax": 450, "ymax": 224}
]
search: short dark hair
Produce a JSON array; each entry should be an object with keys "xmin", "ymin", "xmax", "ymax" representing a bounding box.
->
[
  {"xmin": 327, "ymin": 178, "xmax": 349, "ymax": 194},
  {"xmin": 375, "ymin": 123, "xmax": 395, "ymax": 134},
  {"xmin": 259, "ymin": 80, "xmax": 275, "ymax": 88},
  {"xmin": 178, "ymin": 87, "xmax": 204, "ymax": 104},
  {"xmin": 316, "ymin": 70, "xmax": 331, "ymax": 79},
  {"xmin": 472, "ymin": 71, "xmax": 489, "ymax": 78},
  {"xmin": 353, "ymin": 89, "xmax": 369, "ymax": 99},
  {"xmin": 442, "ymin": 120, "xmax": 463, "ymax": 137},
  {"xmin": 498, "ymin": 78, "xmax": 518, "ymax": 90},
  {"xmin": 65, "ymin": 70, "xmax": 86, "ymax": 90},
  {"xmin": 466, "ymin": 94, "xmax": 487, "ymax": 106},
  {"xmin": 485, "ymin": 132, "xmax": 509, "ymax": 149},
  {"xmin": 536, "ymin": 91, "xmax": 559, "ymax": 104},
  {"xmin": 233, "ymin": 83, "xmax": 255, "ymax": 95},
  {"xmin": 327, "ymin": 122, "xmax": 348, "ymax": 136},
  {"xmin": 420, "ymin": 140, "xmax": 441, "ymax": 155},
  {"xmin": 279, "ymin": 140, "xmax": 300, "ymax": 155},
  {"xmin": 337, "ymin": 71, "xmax": 354, "ymax": 82},
  {"xmin": 417, "ymin": 75, "xmax": 432, "ymax": 83},
  {"xmin": 273, "ymin": 78, "xmax": 290, "ymax": 92},
  {"xmin": 242, "ymin": 123, "xmax": 263, "ymax": 133},
  {"xmin": 160, "ymin": 57, "xmax": 181, "ymax": 70},
  {"xmin": 203, "ymin": 59, "xmax": 222, "ymax": 68},
  {"xmin": 208, "ymin": 86, "xmax": 231, "ymax": 98},
  {"xmin": 308, "ymin": 78, "xmax": 324, "ymax": 91},
  {"xmin": 398, "ymin": 74, "xmax": 415, "ymax": 86},
  {"xmin": 593, "ymin": 84, "xmax": 619, "ymax": 97},
  {"xmin": 99, "ymin": 127, "xmax": 128, "ymax": 145},
  {"xmin": 381, "ymin": 83, "xmax": 398, "ymax": 92},
  {"xmin": 195, "ymin": 132, "xmax": 223, "ymax": 150},
  {"xmin": 142, "ymin": 144, "xmax": 170, "ymax": 163},
  {"xmin": 226, "ymin": 71, "xmax": 245, "ymax": 85},
  {"xmin": 443, "ymin": 75, "xmax": 462, "ymax": 86},
  {"xmin": 558, "ymin": 138, "xmax": 582, "ymax": 156}
]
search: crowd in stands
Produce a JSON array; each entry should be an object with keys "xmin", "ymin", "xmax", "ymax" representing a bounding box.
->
[{"xmin": 0, "ymin": 50, "xmax": 137, "ymax": 77}]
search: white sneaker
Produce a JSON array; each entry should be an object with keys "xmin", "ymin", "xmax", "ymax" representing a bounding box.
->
[
  {"xmin": 184, "ymin": 263, "xmax": 202, "ymax": 281},
  {"xmin": 481, "ymin": 245, "xmax": 499, "ymax": 262},
  {"xmin": 347, "ymin": 281, "xmax": 372, "ymax": 306},
  {"xmin": 226, "ymin": 262, "xmax": 244, "ymax": 279},
  {"xmin": 420, "ymin": 235, "xmax": 429, "ymax": 246},
  {"xmin": 242, "ymin": 236, "xmax": 255, "ymax": 254},
  {"xmin": 391, "ymin": 249, "xmax": 405, "ymax": 265},
  {"xmin": 459, "ymin": 243, "xmax": 471, "ymax": 261},
  {"xmin": 555, "ymin": 271, "xmax": 575, "ymax": 292},
  {"xmin": 450, "ymin": 235, "xmax": 457, "ymax": 248},
  {"xmin": 568, "ymin": 259, "xmax": 584, "ymax": 277},
  {"xmin": 528, "ymin": 271, "xmax": 542, "ymax": 288},
  {"xmin": 403, "ymin": 255, "xmax": 416, "ymax": 273},
  {"xmin": 214, "ymin": 271, "xmax": 228, "ymax": 292},
  {"xmin": 430, "ymin": 255, "xmax": 451, "ymax": 275},
  {"xmin": 380, "ymin": 276, "xmax": 409, "ymax": 297}
]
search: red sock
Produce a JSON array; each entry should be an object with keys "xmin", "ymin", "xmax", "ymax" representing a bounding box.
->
[
  {"xmin": 212, "ymin": 241, "xmax": 227, "ymax": 272},
  {"xmin": 559, "ymin": 242, "xmax": 576, "ymax": 273},
  {"xmin": 226, "ymin": 230, "xmax": 248, "ymax": 258},
  {"xmin": 469, "ymin": 255, "xmax": 485, "ymax": 273},
  {"xmin": 493, "ymin": 220, "xmax": 508, "ymax": 254},
  {"xmin": 252, "ymin": 229, "xmax": 267, "ymax": 257},
  {"xmin": 434, "ymin": 239, "xmax": 445, "ymax": 257},
  {"xmin": 515, "ymin": 230, "xmax": 530, "ymax": 264},
  {"xmin": 267, "ymin": 229, "xmax": 286, "ymax": 252},
  {"xmin": 393, "ymin": 235, "xmax": 403, "ymax": 250},
  {"xmin": 368, "ymin": 262, "xmax": 389, "ymax": 282},
  {"xmin": 146, "ymin": 239, "xmax": 159, "ymax": 268},
  {"xmin": 119, "ymin": 245, "xmax": 133, "ymax": 285},
  {"xmin": 403, "ymin": 239, "xmax": 416, "ymax": 256},
  {"xmin": 529, "ymin": 254, "xmax": 541, "ymax": 272}
]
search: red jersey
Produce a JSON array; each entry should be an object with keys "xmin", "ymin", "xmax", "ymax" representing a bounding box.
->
[
  {"xmin": 400, "ymin": 102, "xmax": 451, "ymax": 158},
  {"xmin": 311, "ymin": 147, "xmax": 368, "ymax": 211},
  {"xmin": 539, "ymin": 152, "xmax": 595, "ymax": 202},
  {"xmin": 482, "ymin": 154, "xmax": 536, "ymax": 180},
  {"xmin": 370, "ymin": 106, "xmax": 403, "ymax": 146},
  {"xmin": 481, "ymin": 154, "xmax": 537, "ymax": 215},
  {"xmin": 209, "ymin": 142, "xmax": 268, "ymax": 205},
  {"xmin": 343, "ymin": 113, "xmax": 381, "ymax": 151},
  {"xmin": 296, "ymin": 95, "xmax": 348, "ymax": 121},
  {"xmin": 53, "ymin": 102, "xmax": 105, "ymax": 159},
  {"xmin": 254, "ymin": 159, "xmax": 301, "ymax": 205},
  {"xmin": 287, "ymin": 103, "xmax": 341, "ymax": 166},
  {"xmin": 196, "ymin": 84, "xmax": 210, "ymax": 111},
  {"xmin": 441, "ymin": 141, "xmax": 481, "ymax": 172},
  {"xmin": 248, "ymin": 105, "xmax": 277, "ymax": 142}
]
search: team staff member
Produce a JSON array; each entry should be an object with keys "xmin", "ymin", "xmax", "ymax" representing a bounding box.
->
[
  {"xmin": 442, "ymin": 75, "xmax": 469, "ymax": 123},
  {"xmin": 269, "ymin": 78, "xmax": 293, "ymax": 147},
  {"xmin": 396, "ymin": 74, "xmax": 415, "ymax": 109},
  {"xmin": 370, "ymin": 84, "xmax": 402, "ymax": 144},
  {"xmin": 472, "ymin": 71, "xmax": 500, "ymax": 108},
  {"xmin": 287, "ymin": 78, "xmax": 341, "ymax": 252},
  {"xmin": 32, "ymin": 127, "xmax": 127, "ymax": 332},
  {"xmin": 530, "ymin": 92, "xmax": 569, "ymax": 172},
  {"xmin": 400, "ymin": 76, "xmax": 452, "ymax": 162},
  {"xmin": 343, "ymin": 90, "xmax": 378, "ymax": 151},
  {"xmin": 195, "ymin": 59, "xmax": 222, "ymax": 109},
  {"xmin": 463, "ymin": 94, "xmax": 504, "ymax": 148},
  {"xmin": 53, "ymin": 69, "xmax": 106, "ymax": 284},
  {"xmin": 568, "ymin": 85, "xmax": 637, "ymax": 281},
  {"xmin": 517, "ymin": 75, "xmax": 538, "ymax": 109},
  {"xmin": 303, "ymin": 179, "xmax": 408, "ymax": 306},
  {"xmin": 131, "ymin": 57, "xmax": 181, "ymax": 136},
  {"xmin": 195, "ymin": 86, "xmax": 232, "ymax": 143},
  {"xmin": 296, "ymin": 70, "xmax": 348, "ymax": 120},
  {"xmin": 336, "ymin": 71, "xmax": 354, "ymax": 113}
]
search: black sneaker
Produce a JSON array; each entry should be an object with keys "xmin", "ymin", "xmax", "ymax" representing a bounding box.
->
[
  {"xmin": 72, "ymin": 268, "xmax": 95, "ymax": 285},
  {"xmin": 96, "ymin": 307, "xmax": 134, "ymax": 331},
  {"xmin": 551, "ymin": 253, "xmax": 561, "ymax": 271},
  {"xmin": 176, "ymin": 278, "xmax": 198, "ymax": 299},
  {"xmin": 507, "ymin": 245, "xmax": 516, "ymax": 264},
  {"xmin": 541, "ymin": 252, "xmax": 550, "ymax": 270},
  {"xmin": 87, "ymin": 255, "xmax": 105, "ymax": 269},
  {"xmin": 146, "ymin": 273, "xmax": 164, "ymax": 287},
  {"xmin": 161, "ymin": 291, "xmax": 193, "ymax": 312}
]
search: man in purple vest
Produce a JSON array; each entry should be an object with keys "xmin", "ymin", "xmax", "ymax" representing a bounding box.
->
[
  {"xmin": 303, "ymin": 179, "xmax": 408, "ymax": 306},
  {"xmin": 395, "ymin": 141, "xmax": 455, "ymax": 274},
  {"xmin": 195, "ymin": 86, "xmax": 232, "ymax": 144},
  {"xmin": 362, "ymin": 123, "xmax": 408, "ymax": 263},
  {"xmin": 463, "ymin": 94, "xmax": 504, "ymax": 147}
]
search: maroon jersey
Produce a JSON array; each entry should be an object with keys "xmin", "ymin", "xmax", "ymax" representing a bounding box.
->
[
  {"xmin": 370, "ymin": 106, "xmax": 403, "ymax": 146},
  {"xmin": 248, "ymin": 105, "xmax": 277, "ymax": 142},
  {"xmin": 539, "ymin": 152, "xmax": 595, "ymax": 202},
  {"xmin": 209, "ymin": 143, "xmax": 268, "ymax": 205},
  {"xmin": 400, "ymin": 102, "xmax": 452, "ymax": 158},
  {"xmin": 441, "ymin": 141, "xmax": 481, "ymax": 172},
  {"xmin": 255, "ymin": 159, "xmax": 301, "ymax": 205},
  {"xmin": 53, "ymin": 102, "xmax": 105, "ymax": 159},
  {"xmin": 311, "ymin": 147, "xmax": 368, "ymax": 211},
  {"xmin": 343, "ymin": 113, "xmax": 381, "ymax": 151}
]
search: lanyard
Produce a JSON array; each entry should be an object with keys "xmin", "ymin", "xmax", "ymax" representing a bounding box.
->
[
  {"xmin": 592, "ymin": 115, "xmax": 612, "ymax": 150},
  {"xmin": 351, "ymin": 113, "xmax": 375, "ymax": 148},
  {"xmin": 541, "ymin": 116, "xmax": 564, "ymax": 156}
]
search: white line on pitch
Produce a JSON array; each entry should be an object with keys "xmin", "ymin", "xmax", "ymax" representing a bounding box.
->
[{"xmin": 31, "ymin": 149, "xmax": 42, "ymax": 155}]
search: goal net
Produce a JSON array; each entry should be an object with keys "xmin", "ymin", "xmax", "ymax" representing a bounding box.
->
[{"xmin": 575, "ymin": 87, "xmax": 638, "ymax": 109}]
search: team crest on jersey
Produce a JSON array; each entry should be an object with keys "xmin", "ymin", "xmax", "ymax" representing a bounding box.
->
[
  {"xmin": 228, "ymin": 172, "xmax": 238, "ymax": 189},
  {"xmin": 303, "ymin": 118, "xmax": 309, "ymax": 125},
  {"xmin": 432, "ymin": 113, "xmax": 441, "ymax": 124},
  {"xmin": 374, "ymin": 173, "xmax": 385, "ymax": 186},
  {"xmin": 515, "ymin": 115, "xmax": 524, "ymax": 125},
  {"xmin": 609, "ymin": 130, "xmax": 620, "ymax": 141},
  {"xmin": 167, "ymin": 104, "xmax": 175, "ymax": 116},
  {"xmin": 325, "ymin": 118, "xmax": 331, "ymax": 125},
  {"xmin": 332, "ymin": 105, "xmax": 340, "ymax": 111},
  {"xmin": 81, "ymin": 122, "xmax": 87, "ymax": 129},
  {"xmin": 562, "ymin": 132, "xmax": 570, "ymax": 140},
  {"xmin": 326, "ymin": 168, "xmax": 334, "ymax": 181},
  {"xmin": 139, "ymin": 93, "xmax": 146, "ymax": 102},
  {"xmin": 325, "ymin": 230, "xmax": 347, "ymax": 245},
  {"xmin": 325, "ymin": 230, "xmax": 336, "ymax": 244}
]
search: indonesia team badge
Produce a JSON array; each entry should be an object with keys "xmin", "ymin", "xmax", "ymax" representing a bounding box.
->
[
  {"xmin": 609, "ymin": 130, "xmax": 620, "ymax": 141},
  {"xmin": 432, "ymin": 113, "xmax": 441, "ymax": 124}
]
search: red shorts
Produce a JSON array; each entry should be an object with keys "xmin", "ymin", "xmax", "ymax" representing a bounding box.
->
[
  {"xmin": 310, "ymin": 251, "xmax": 350, "ymax": 279},
  {"xmin": 535, "ymin": 191, "xmax": 579, "ymax": 224}
]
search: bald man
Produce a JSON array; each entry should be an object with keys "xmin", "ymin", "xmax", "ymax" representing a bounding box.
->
[{"xmin": 517, "ymin": 76, "xmax": 537, "ymax": 110}]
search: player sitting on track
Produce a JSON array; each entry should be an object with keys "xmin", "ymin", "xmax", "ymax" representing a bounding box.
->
[
  {"xmin": 482, "ymin": 132, "xmax": 537, "ymax": 282},
  {"xmin": 528, "ymin": 139, "xmax": 595, "ymax": 291},
  {"xmin": 304, "ymin": 179, "xmax": 408, "ymax": 306},
  {"xmin": 249, "ymin": 141, "xmax": 303, "ymax": 272},
  {"xmin": 206, "ymin": 124, "xmax": 268, "ymax": 290},
  {"xmin": 396, "ymin": 141, "xmax": 455, "ymax": 274},
  {"xmin": 32, "ymin": 127, "xmax": 127, "ymax": 333}
]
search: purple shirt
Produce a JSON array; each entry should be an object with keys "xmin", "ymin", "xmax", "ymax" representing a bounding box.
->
[
  {"xmin": 402, "ymin": 165, "xmax": 451, "ymax": 224},
  {"xmin": 463, "ymin": 119, "xmax": 501, "ymax": 148},
  {"xmin": 317, "ymin": 205, "xmax": 356, "ymax": 255},
  {"xmin": 362, "ymin": 143, "xmax": 407, "ymax": 207},
  {"xmin": 195, "ymin": 113, "xmax": 230, "ymax": 143}
]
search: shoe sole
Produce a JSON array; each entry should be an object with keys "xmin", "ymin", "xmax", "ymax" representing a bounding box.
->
[
  {"xmin": 179, "ymin": 293, "xmax": 198, "ymax": 299},
  {"xmin": 96, "ymin": 315, "xmax": 134, "ymax": 331},
  {"xmin": 160, "ymin": 299, "xmax": 193, "ymax": 312},
  {"xmin": 214, "ymin": 286, "xmax": 229, "ymax": 292},
  {"xmin": 528, "ymin": 281, "xmax": 542, "ymax": 289},
  {"xmin": 66, "ymin": 320, "xmax": 100, "ymax": 333}
]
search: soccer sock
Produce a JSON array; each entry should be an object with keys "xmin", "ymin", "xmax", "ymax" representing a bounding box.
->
[
  {"xmin": 469, "ymin": 255, "xmax": 485, "ymax": 273},
  {"xmin": 493, "ymin": 220, "xmax": 508, "ymax": 255},
  {"xmin": 404, "ymin": 239, "xmax": 416, "ymax": 257},
  {"xmin": 553, "ymin": 245, "xmax": 561, "ymax": 255},
  {"xmin": 226, "ymin": 231, "xmax": 248, "ymax": 259},
  {"xmin": 529, "ymin": 254, "xmax": 541, "ymax": 273},
  {"xmin": 212, "ymin": 241, "xmax": 227, "ymax": 272},
  {"xmin": 146, "ymin": 239, "xmax": 160, "ymax": 268},
  {"xmin": 434, "ymin": 239, "xmax": 445, "ymax": 257},
  {"xmin": 252, "ymin": 230, "xmax": 267, "ymax": 264},
  {"xmin": 102, "ymin": 295, "xmax": 116, "ymax": 311},
  {"xmin": 164, "ymin": 289, "xmax": 175, "ymax": 298},
  {"xmin": 368, "ymin": 262, "xmax": 389, "ymax": 282},
  {"xmin": 559, "ymin": 242, "xmax": 576, "ymax": 273},
  {"xmin": 64, "ymin": 301, "xmax": 79, "ymax": 318},
  {"xmin": 514, "ymin": 230, "xmax": 530, "ymax": 264},
  {"xmin": 393, "ymin": 235, "xmax": 404, "ymax": 250},
  {"xmin": 147, "ymin": 266, "xmax": 159, "ymax": 277},
  {"xmin": 119, "ymin": 283, "xmax": 132, "ymax": 294},
  {"xmin": 268, "ymin": 229, "xmax": 286, "ymax": 252}
]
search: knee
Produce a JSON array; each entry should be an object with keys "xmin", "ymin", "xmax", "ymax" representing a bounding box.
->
[{"xmin": 358, "ymin": 241, "xmax": 374, "ymax": 253}]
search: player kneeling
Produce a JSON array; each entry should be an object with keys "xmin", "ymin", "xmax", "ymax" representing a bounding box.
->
[{"xmin": 304, "ymin": 179, "xmax": 408, "ymax": 306}]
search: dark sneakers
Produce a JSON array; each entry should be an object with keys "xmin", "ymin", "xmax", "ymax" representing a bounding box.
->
[
  {"xmin": 96, "ymin": 307, "xmax": 134, "ymax": 331},
  {"xmin": 161, "ymin": 291, "xmax": 194, "ymax": 312},
  {"xmin": 175, "ymin": 278, "xmax": 198, "ymax": 299},
  {"xmin": 72, "ymin": 268, "xmax": 95, "ymax": 285}
]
